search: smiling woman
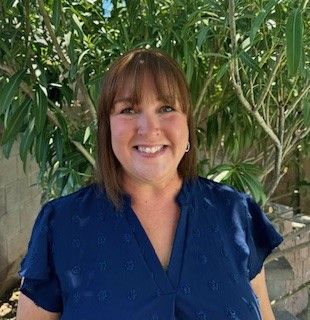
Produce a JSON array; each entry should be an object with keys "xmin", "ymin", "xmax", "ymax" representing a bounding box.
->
[
  {"xmin": 97, "ymin": 49, "xmax": 197, "ymax": 207},
  {"xmin": 16, "ymin": 49, "xmax": 283, "ymax": 320}
]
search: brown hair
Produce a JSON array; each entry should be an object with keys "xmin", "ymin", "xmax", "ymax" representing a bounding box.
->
[{"xmin": 96, "ymin": 48, "xmax": 197, "ymax": 207}]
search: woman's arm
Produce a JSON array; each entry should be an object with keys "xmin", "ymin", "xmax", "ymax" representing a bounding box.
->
[
  {"xmin": 16, "ymin": 279, "xmax": 60, "ymax": 320},
  {"xmin": 250, "ymin": 267, "xmax": 275, "ymax": 320}
]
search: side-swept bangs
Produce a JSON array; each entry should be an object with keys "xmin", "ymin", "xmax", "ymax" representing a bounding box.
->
[{"xmin": 97, "ymin": 48, "xmax": 197, "ymax": 208}]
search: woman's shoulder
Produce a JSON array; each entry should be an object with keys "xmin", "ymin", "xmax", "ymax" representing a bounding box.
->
[
  {"xmin": 47, "ymin": 183, "xmax": 103, "ymax": 205},
  {"xmin": 194, "ymin": 176, "xmax": 246, "ymax": 201},
  {"xmin": 41, "ymin": 183, "xmax": 110, "ymax": 222}
]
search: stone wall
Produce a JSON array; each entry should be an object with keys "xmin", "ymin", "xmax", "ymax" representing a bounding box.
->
[
  {"xmin": 0, "ymin": 144, "xmax": 41, "ymax": 296},
  {"xmin": 266, "ymin": 203, "xmax": 310, "ymax": 317}
]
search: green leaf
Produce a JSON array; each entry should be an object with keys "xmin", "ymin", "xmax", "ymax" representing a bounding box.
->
[
  {"xmin": 34, "ymin": 85, "xmax": 48, "ymax": 133},
  {"xmin": 197, "ymin": 27, "xmax": 208, "ymax": 49},
  {"xmin": 239, "ymin": 51, "xmax": 261, "ymax": 73},
  {"xmin": 72, "ymin": 14, "xmax": 84, "ymax": 40},
  {"xmin": 303, "ymin": 98, "xmax": 310, "ymax": 127},
  {"xmin": 54, "ymin": 110, "xmax": 68, "ymax": 136},
  {"xmin": 250, "ymin": 0, "xmax": 279, "ymax": 43},
  {"xmin": 78, "ymin": 50, "xmax": 90, "ymax": 66},
  {"xmin": 35, "ymin": 130, "xmax": 49, "ymax": 165},
  {"xmin": 0, "ymin": 70, "xmax": 26, "ymax": 114},
  {"xmin": 216, "ymin": 62, "xmax": 229, "ymax": 81},
  {"xmin": 54, "ymin": 129, "xmax": 63, "ymax": 165},
  {"xmin": 238, "ymin": 171, "xmax": 266, "ymax": 204},
  {"xmin": 2, "ymin": 140, "xmax": 14, "ymax": 159},
  {"xmin": 83, "ymin": 126, "xmax": 91, "ymax": 144},
  {"xmin": 20, "ymin": 119, "xmax": 35, "ymax": 164},
  {"xmin": 286, "ymin": 9, "xmax": 304, "ymax": 77},
  {"xmin": 1, "ymin": 98, "xmax": 31, "ymax": 145},
  {"xmin": 52, "ymin": 0, "xmax": 62, "ymax": 31},
  {"xmin": 212, "ymin": 170, "xmax": 232, "ymax": 183},
  {"xmin": 186, "ymin": 57, "xmax": 194, "ymax": 84}
]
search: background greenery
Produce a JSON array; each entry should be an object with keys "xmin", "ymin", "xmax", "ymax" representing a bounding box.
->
[{"xmin": 0, "ymin": 0, "xmax": 309, "ymax": 205}]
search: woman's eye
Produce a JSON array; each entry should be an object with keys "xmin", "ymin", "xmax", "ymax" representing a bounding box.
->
[
  {"xmin": 160, "ymin": 105, "xmax": 174, "ymax": 113},
  {"xmin": 120, "ymin": 107, "xmax": 135, "ymax": 114}
]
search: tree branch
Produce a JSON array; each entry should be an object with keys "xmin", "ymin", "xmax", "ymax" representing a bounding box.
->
[
  {"xmin": 0, "ymin": 64, "xmax": 15, "ymax": 75},
  {"xmin": 228, "ymin": 0, "xmax": 281, "ymax": 149},
  {"xmin": 76, "ymin": 74, "xmax": 97, "ymax": 121},
  {"xmin": 37, "ymin": 0, "xmax": 70, "ymax": 69},
  {"xmin": 285, "ymin": 83, "xmax": 310, "ymax": 119},
  {"xmin": 266, "ymin": 103, "xmax": 285, "ymax": 198},
  {"xmin": 255, "ymin": 50, "xmax": 284, "ymax": 111},
  {"xmin": 283, "ymin": 127, "xmax": 310, "ymax": 159},
  {"xmin": 71, "ymin": 140, "xmax": 96, "ymax": 168}
]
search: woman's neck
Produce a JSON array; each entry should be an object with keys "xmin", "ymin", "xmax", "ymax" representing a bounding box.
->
[{"xmin": 122, "ymin": 174, "xmax": 183, "ymax": 208}]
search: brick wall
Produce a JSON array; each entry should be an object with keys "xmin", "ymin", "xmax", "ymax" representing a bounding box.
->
[{"xmin": 0, "ymin": 143, "xmax": 41, "ymax": 295}]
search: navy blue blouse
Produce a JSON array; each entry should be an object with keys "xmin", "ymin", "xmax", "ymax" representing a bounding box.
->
[{"xmin": 19, "ymin": 177, "xmax": 283, "ymax": 320}]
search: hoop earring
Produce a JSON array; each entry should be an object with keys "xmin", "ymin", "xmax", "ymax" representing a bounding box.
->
[{"xmin": 185, "ymin": 142, "xmax": 190, "ymax": 152}]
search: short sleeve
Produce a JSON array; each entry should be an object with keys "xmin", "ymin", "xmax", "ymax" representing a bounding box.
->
[
  {"xmin": 19, "ymin": 203, "xmax": 63, "ymax": 313},
  {"xmin": 244, "ymin": 195, "xmax": 283, "ymax": 280}
]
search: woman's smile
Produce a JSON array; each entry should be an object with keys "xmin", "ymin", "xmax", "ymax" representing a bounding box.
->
[{"xmin": 134, "ymin": 145, "xmax": 167, "ymax": 156}]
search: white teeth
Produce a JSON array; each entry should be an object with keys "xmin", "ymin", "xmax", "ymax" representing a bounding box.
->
[{"xmin": 137, "ymin": 146, "xmax": 163, "ymax": 154}]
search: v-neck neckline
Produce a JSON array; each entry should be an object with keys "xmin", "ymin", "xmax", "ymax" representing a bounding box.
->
[{"xmin": 123, "ymin": 179, "xmax": 192, "ymax": 294}]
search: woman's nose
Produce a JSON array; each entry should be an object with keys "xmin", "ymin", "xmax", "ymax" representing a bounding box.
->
[{"xmin": 137, "ymin": 113, "xmax": 160, "ymax": 136}]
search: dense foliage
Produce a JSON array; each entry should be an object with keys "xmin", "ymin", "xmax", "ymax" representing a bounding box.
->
[{"xmin": 0, "ymin": 0, "xmax": 309, "ymax": 204}]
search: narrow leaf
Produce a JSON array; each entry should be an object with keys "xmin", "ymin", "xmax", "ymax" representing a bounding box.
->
[
  {"xmin": 286, "ymin": 9, "xmax": 303, "ymax": 77},
  {"xmin": 216, "ymin": 62, "xmax": 229, "ymax": 81},
  {"xmin": 250, "ymin": 0, "xmax": 279, "ymax": 43},
  {"xmin": 20, "ymin": 119, "xmax": 35, "ymax": 163},
  {"xmin": 52, "ymin": 0, "xmax": 62, "ymax": 31},
  {"xmin": 34, "ymin": 85, "xmax": 48, "ymax": 132},
  {"xmin": 83, "ymin": 126, "xmax": 91, "ymax": 144},
  {"xmin": 1, "ymin": 98, "xmax": 31, "ymax": 145},
  {"xmin": 239, "ymin": 51, "xmax": 261, "ymax": 73},
  {"xmin": 2, "ymin": 140, "xmax": 14, "ymax": 159},
  {"xmin": 35, "ymin": 130, "xmax": 49, "ymax": 165},
  {"xmin": 0, "ymin": 70, "xmax": 26, "ymax": 114},
  {"xmin": 197, "ymin": 27, "xmax": 208, "ymax": 49},
  {"xmin": 54, "ymin": 129, "xmax": 63, "ymax": 165}
]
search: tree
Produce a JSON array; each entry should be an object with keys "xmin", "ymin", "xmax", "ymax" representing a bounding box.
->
[{"xmin": 0, "ymin": 0, "xmax": 309, "ymax": 204}]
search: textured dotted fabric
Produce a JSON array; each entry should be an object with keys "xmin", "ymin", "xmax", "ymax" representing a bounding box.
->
[{"xmin": 19, "ymin": 177, "xmax": 283, "ymax": 320}]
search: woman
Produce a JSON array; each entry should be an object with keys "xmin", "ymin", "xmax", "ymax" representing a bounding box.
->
[{"xmin": 16, "ymin": 49, "xmax": 283, "ymax": 320}]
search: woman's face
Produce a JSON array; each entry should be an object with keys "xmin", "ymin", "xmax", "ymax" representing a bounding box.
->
[{"xmin": 109, "ymin": 74, "xmax": 189, "ymax": 187}]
